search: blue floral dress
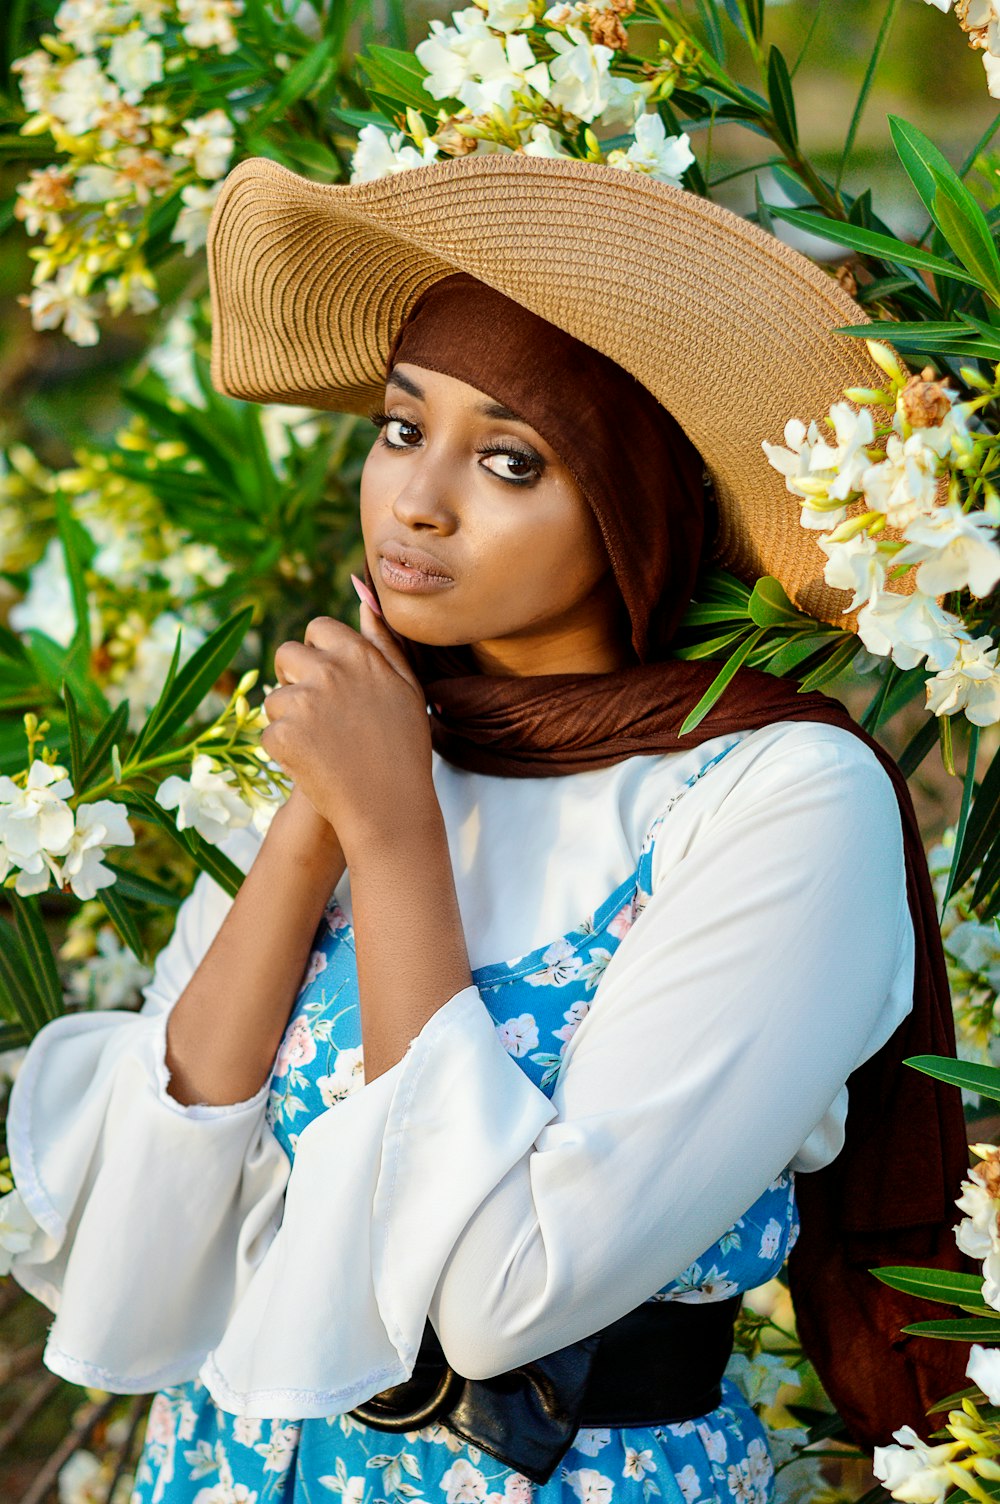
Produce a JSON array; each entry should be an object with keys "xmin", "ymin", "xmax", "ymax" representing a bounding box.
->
[{"xmin": 132, "ymin": 749, "xmax": 799, "ymax": 1504}]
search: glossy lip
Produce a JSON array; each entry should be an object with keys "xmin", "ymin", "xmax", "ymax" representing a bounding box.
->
[{"xmin": 377, "ymin": 541, "xmax": 455, "ymax": 593}]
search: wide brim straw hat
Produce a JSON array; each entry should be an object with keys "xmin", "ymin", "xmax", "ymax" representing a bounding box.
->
[{"xmin": 207, "ymin": 151, "xmax": 890, "ymax": 628}]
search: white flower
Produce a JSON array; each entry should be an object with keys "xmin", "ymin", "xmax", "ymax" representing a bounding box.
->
[
  {"xmin": 253, "ymin": 1421, "xmax": 300, "ymax": 1474},
  {"xmin": 925, "ymin": 635, "xmax": 1000, "ymax": 725},
  {"xmin": 855, "ymin": 589, "xmax": 965, "ymax": 671},
  {"xmin": 922, "ymin": 0, "xmax": 953, "ymax": 11},
  {"xmin": 147, "ymin": 307, "xmax": 204, "ymax": 406},
  {"xmin": 607, "ymin": 114, "xmax": 694, "ymax": 186},
  {"xmin": 233, "ymin": 1416, "xmax": 262, "ymax": 1447},
  {"xmin": 675, "ymin": 1465, "xmax": 701, "ymax": 1504},
  {"xmin": 316, "ymin": 1047, "xmax": 365, "ymax": 1106},
  {"xmin": 968, "ymin": 1343, "xmax": 1000, "ymax": 1404},
  {"xmin": 177, "ymin": 0, "xmax": 243, "ymax": 53},
  {"xmin": 481, "ymin": 0, "xmax": 536, "ymax": 28},
  {"xmin": 69, "ymin": 926, "xmax": 152, "ymax": 1009},
  {"xmin": 622, "ymin": 1449, "xmax": 655, "ymax": 1481},
  {"xmin": 61, "ymin": 800, "xmax": 135, "ymax": 901},
  {"xmin": 441, "ymin": 1459, "xmax": 488, "ymax": 1504},
  {"xmin": 496, "ymin": 1012, "xmax": 539, "ymax": 1056},
  {"xmin": 107, "ymin": 30, "xmax": 163, "ymax": 102},
  {"xmin": 818, "ymin": 530, "xmax": 887, "ymax": 612},
  {"xmin": 416, "ymin": 9, "xmax": 548, "ymax": 113},
  {"xmin": 545, "ymin": 26, "xmax": 616, "ymax": 121},
  {"xmin": 725, "ymin": 1351, "xmax": 800, "ymax": 1408},
  {"xmin": 564, "ymin": 1471, "xmax": 614, "ymax": 1504},
  {"xmin": 523, "ymin": 123, "xmax": 570, "ymax": 157},
  {"xmin": 28, "ymin": 268, "xmax": 102, "ymax": 348},
  {"xmin": 12, "ymin": 49, "xmax": 60, "ymax": 115},
  {"xmin": 0, "ymin": 760, "xmax": 74, "ymax": 866},
  {"xmin": 156, "ymin": 754, "xmax": 253, "ymax": 844},
  {"xmin": 0, "ymin": 1189, "xmax": 37, "ymax": 1275},
  {"xmin": 170, "ymin": 182, "xmax": 222, "ymax": 255},
  {"xmin": 761, "ymin": 417, "xmax": 850, "ymax": 529},
  {"xmin": 894, "ymin": 503, "xmax": 1000, "ymax": 598},
  {"xmin": 109, "ymin": 611, "xmax": 206, "ymax": 730},
  {"xmin": 53, "ymin": 0, "xmax": 120, "ymax": 51},
  {"xmin": 873, "ymin": 1425, "xmax": 963, "ymax": 1504},
  {"xmin": 10, "ymin": 537, "xmax": 93, "ymax": 646},
  {"xmin": 174, "ymin": 109, "xmax": 235, "ymax": 181},
  {"xmin": 861, "ymin": 433, "xmax": 941, "ymax": 528},
  {"xmin": 946, "ymin": 918, "xmax": 1000, "ymax": 991},
  {"xmin": 983, "ymin": 46, "xmax": 1000, "ymax": 97},
  {"xmin": 349, "ymin": 124, "xmax": 440, "ymax": 183},
  {"xmin": 48, "ymin": 55, "xmax": 121, "ymax": 136}
]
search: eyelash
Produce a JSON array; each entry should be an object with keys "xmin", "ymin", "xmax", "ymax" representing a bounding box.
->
[{"xmin": 367, "ymin": 408, "xmax": 545, "ymax": 487}]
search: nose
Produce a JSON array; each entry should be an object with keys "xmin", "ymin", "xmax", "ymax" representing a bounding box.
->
[{"xmin": 390, "ymin": 446, "xmax": 459, "ymax": 534}]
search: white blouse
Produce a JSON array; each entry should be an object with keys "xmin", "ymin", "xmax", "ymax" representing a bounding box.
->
[{"xmin": 7, "ymin": 718, "xmax": 915, "ymax": 1418}]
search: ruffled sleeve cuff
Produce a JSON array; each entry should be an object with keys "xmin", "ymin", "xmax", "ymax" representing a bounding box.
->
[
  {"xmin": 7, "ymin": 1006, "xmax": 289, "ymax": 1393},
  {"xmin": 199, "ymin": 985, "xmax": 557, "ymax": 1418}
]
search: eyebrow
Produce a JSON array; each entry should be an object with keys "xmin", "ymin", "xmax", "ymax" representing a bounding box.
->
[{"xmin": 387, "ymin": 368, "xmax": 528, "ymax": 424}]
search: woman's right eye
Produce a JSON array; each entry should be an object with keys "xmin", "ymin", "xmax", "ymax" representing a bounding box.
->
[{"xmin": 383, "ymin": 417, "xmax": 422, "ymax": 448}]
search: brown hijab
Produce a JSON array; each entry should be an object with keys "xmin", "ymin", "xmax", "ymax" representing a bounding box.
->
[{"xmin": 373, "ymin": 272, "xmax": 972, "ymax": 1448}]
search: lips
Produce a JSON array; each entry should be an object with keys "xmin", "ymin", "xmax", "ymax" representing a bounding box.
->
[{"xmin": 379, "ymin": 541, "xmax": 454, "ymax": 580}]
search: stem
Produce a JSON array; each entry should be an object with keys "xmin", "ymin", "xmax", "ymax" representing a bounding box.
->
[{"xmin": 835, "ymin": 0, "xmax": 901, "ymax": 193}]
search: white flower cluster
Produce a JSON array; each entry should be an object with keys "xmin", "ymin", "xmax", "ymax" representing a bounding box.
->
[
  {"xmin": 13, "ymin": 0, "xmax": 240, "ymax": 342},
  {"xmin": 763, "ymin": 350, "xmax": 1000, "ymax": 726},
  {"xmin": 954, "ymin": 1142, "xmax": 1000, "ymax": 1308},
  {"xmin": 922, "ymin": 0, "xmax": 1000, "ymax": 98},
  {"xmin": 875, "ymin": 1343, "xmax": 1000, "ymax": 1504},
  {"xmin": 0, "ymin": 1187, "xmax": 36, "ymax": 1276},
  {"xmin": 0, "ymin": 760, "xmax": 134, "ymax": 898},
  {"xmin": 350, "ymin": 0, "xmax": 694, "ymax": 189},
  {"xmin": 157, "ymin": 750, "xmax": 284, "ymax": 843}
]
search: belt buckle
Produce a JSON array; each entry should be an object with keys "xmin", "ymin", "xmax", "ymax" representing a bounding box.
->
[{"xmin": 350, "ymin": 1364, "xmax": 464, "ymax": 1433}]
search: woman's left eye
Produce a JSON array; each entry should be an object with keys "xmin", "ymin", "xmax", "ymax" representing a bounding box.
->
[{"xmin": 479, "ymin": 450, "xmax": 542, "ymax": 484}]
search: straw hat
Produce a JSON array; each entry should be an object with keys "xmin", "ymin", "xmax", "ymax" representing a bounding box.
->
[{"xmin": 207, "ymin": 151, "xmax": 891, "ymax": 628}]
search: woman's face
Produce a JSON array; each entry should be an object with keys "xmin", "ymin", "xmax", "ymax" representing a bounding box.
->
[{"xmin": 359, "ymin": 362, "xmax": 632, "ymax": 676}]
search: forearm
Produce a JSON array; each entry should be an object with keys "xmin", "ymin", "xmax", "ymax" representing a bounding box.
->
[
  {"xmin": 349, "ymin": 802, "xmax": 474, "ymax": 1081},
  {"xmin": 164, "ymin": 789, "xmax": 346, "ymax": 1107}
]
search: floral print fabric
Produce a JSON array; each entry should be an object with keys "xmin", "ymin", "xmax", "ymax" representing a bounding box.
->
[{"xmin": 132, "ymin": 746, "xmax": 799, "ymax": 1504}]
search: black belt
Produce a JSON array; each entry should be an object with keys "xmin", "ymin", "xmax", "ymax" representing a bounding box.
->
[{"xmin": 350, "ymin": 1295, "xmax": 742, "ymax": 1484}]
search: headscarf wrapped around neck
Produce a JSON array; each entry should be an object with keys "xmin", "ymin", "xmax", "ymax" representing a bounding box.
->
[{"xmin": 366, "ymin": 272, "xmax": 971, "ymax": 1447}]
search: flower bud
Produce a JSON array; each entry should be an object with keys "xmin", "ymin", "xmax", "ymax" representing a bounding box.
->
[
  {"xmin": 865, "ymin": 339, "xmax": 908, "ymax": 387},
  {"xmin": 236, "ymin": 669, "xmax": 258, "ymax": 698}
]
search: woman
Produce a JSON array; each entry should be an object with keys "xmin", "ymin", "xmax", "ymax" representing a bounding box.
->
[{"xmin": 7, "ymin": 153, "xmax": 968, "ymax": 1504}]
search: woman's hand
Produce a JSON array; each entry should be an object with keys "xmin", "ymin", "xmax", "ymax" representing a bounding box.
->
[{"xmin": 262, "ymin": 603, "xmax": 433, "ymax": 860}]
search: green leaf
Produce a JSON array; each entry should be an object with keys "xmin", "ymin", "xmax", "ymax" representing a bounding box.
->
[
  {"xmin": 898, "ymin": 716, "xmax": 940, "ymax": 778},
  {"xmin": 874, "ymin": 1265, "xmax": 990, "ymax": 1308},
  {"xmin": 0, "ymin": 915, "xmax": 43, "ymax": 1033},
  {"xmin": 747, "ymin": 576, "xmax": 812, "ymax": 629},
  {"xmin": 360, "ymin": 45, "xmax": 451, "ymax": 113},
  {"xmin": 128, "ymin": 628, "xmax": 182, "ymax": 767},
  {"xmin": 0, "ymin": 1020, "xmax": 29, "ymax": 1050},
  {"xmin": 861, "ymin": 664, "xmax": 926, "ymax": 734},
  {"xmin": 97, "ymin": 883, "xmax": 148, "ymax": 964},
  {"xmin": 766, "ymin": 46, "xmax": 797, "ymax": 150},
  {"xmin": 753, "ymin": 174, "xmax": 774, "ymax": 234},
  {"xmin": 9, "ymin": 893, "xmax": 63, "ymax": 1022},
  {"xmin": 765, "ymin": 631, "xmax": 842, "ymax": 678},
  {"xmin": 78, "ymin": 700, "xmax": 131, "ymax": 792},
  {"xmin": 837, "ymin": 2, "xmax": 901, "ymax": 192},
  {"xmin": 944, "ymin": 726, "xmax": 980, "ymax": 910},
  {"xmin": 694, "ymin": 0, "xmax": 726, "ymax": 62},
  {"xmin": 796, "ymin": 634, "xmax": 860, "ymax": 692},
  {"xmin": 769, "ymin": 206, "xmax": 982, "ymax": 287},
  {"xmin": 906, "ymin": 1053, "xmax": 1000, "ymax": 1103},
  {"xmin": 101, "ymin": 861, "xmax": 182, "ymax": 909},
  {"xmin": 931, "ymin": 166, "xmax": 1000, "ymax": 303},
  {"xmin": 135, "ymin": 606, "xmax": 252, "ymax": 758},
  {"xmin": 62, "ymin": 679, "xmax": 84, "ymax": 791},
  {"xmin": 835, "ymin": 319, "xmax": 1000, "ymax": 361},
  {"xmin": 251, "ymin": 38, "xmax": 338, "ymax": 132},
  {"xmin": 902, "ymin": 1319, "xmax": 1000, "ymax": 1340},
  {"xmin": 889, "ymin": 115, "xmax": 959, "ymax": 222},
  {"xmin": 123, "ymin": 790, "xmax": 244, "ymax": 899},
  {"xmin": 679, "ymin": 628, "xmax": 768, "ymax": 735},
  {"xmin": 952, "ymin": 741, "xmax": 1000, "ymax": 892},
  {"xmin": 55, "ymin": 493, "xmax": 95, "ymax": 661}
]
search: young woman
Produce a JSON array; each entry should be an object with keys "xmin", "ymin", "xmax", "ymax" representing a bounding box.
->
[{"xmin": 7, "ymin": 154, "xmax": 968, "ymax": 1504}]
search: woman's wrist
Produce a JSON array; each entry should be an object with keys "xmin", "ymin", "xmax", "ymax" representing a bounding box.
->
[{"xmin": 269, "ymin": 785, "xmax": 345, "ymax": 877}]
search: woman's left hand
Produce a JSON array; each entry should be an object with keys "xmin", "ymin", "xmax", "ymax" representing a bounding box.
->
[{"xmin": 262, "ymin": 603, "xmax": 435, "ymax": 859}]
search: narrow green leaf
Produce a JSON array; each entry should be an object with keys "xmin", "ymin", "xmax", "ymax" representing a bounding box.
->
[
  {"xmin": 138, "ymin": 607, "xmax": 252, "ymax": 758},
  {"xmin": 128, "ymin": 629, "xmax": 182, "ymax": 766},
  {"xmin": 837, "ymin": 2, "xmax": 901, "ymax": 191},
  {"xmin": 796, "ymin": 634, "xmax": 860, "ymax": 692},
  {"xmin": 835, "ymin": 319, "xmax": 1000, "ymax": 361},
  {"xmin": 78, "ymin": 700, "xmax": 131, "ymax": 792},
  {"xmin": 97, "ymin": 884, "xmax": 148, "ymax": 964},
  {"xmin": 766, "ymin": 46, "xmax": 797, "ymax": 149},
  {"xmin": 670, "ymin": 627, "xmax": 754, "ymax": 662},
  {"xmin": 747, "ymin": 576, "xmax": 812, "ymax": 629},
  {"xmin": 0, "ymin": 915, "xmax": 43, "ymax": 1033},
  {"xmin": 766, "ymin": 631, "xmax": 844, "ymax": 679},
  {"xmin": 906, "ymin": 1052, "xmax": 1000, "ymax": 1102},
  {"xmin": 931, "ymin": 169, "xmax": 1000, "ymax": 303},
  {"xmin": 251, "ymin": 37, "xmax": 337, "ymax": 132},
  {"xmin": 953, "ymin": 742, "xmax": 1000, "ymax": 891},
  {"xmin": 769, "ymin": 207, "xmax": 981, "ymax": 287},
  {"xmin": 862, "ymin": 664, "xmax": 926, "ymax": 734},
  {"xmin": 694, "ymin": 0, "xmax": 726, "ymax": 61},
  {"xmin": 55, "ymin": 494, "xmax": 95, "ymax": 661},
  {"xmin": 360, "ymin": 44, "xmax": 450, "ymax": 113},
  {"xmin": 874, "ymin": 1264, "xmax": 990, "ymax": 1307},
  {"xmin": 62, "ymin": 679, "xmax": 85, "ymax": 791},
  {"xmin": 902, "ymin": 1319, "xmax": 1000, "ymax": 1340},
  {"xmin": 682, "ymin": 604, "xmax": 751, "ymax": 626},
  {"xmin": 753, "ymin": 175, "xmax": 774, "ymax": 234},
  {"xmin": 0, "ymin": 1020, "xmax": 29, "ymax": 1050},
  {"xmin": 101, "ymin": 861, "xmax": 183, "ymax": 909},
  {"xmin": 888, "ymin": 114, "xmax": 957, "ymax": 222},
  {"xmin": 10, "ymin": 893, "xmax": 64, "ymax": 1022},
  {"xmin": 679, "ymin": 628, "xmax": 767, "ymax": 736},
  {"xmin": 944, "ymin": 726, "xmax": 980, "ymax": 909},
  {"xmin": 898, "ymin": 716, "xmax": 940, "ymax": 778}
]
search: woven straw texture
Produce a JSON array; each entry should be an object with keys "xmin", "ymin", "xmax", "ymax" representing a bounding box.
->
[{"xmin": 207, "ymin": 152, "xmax": 891, "ymax": 627}]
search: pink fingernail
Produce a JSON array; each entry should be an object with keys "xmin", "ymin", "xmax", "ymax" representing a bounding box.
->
[{"xmin": 350, "ymin": 573, "xmax": 383, "ymax": 618}]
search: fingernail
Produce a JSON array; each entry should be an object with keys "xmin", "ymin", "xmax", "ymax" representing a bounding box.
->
[{"xmin": 350, "ymin": 573, "xmax": 383, "ymax": 618}]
